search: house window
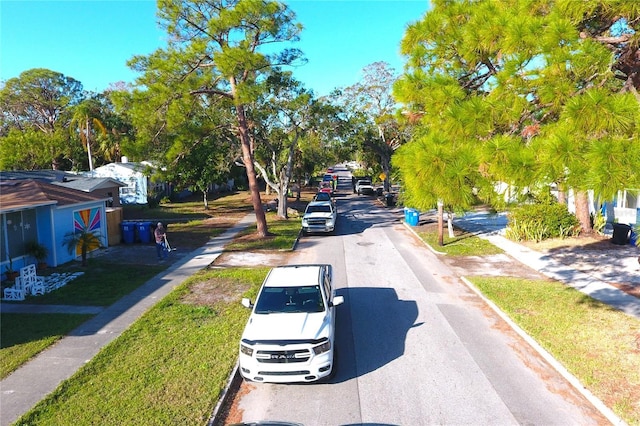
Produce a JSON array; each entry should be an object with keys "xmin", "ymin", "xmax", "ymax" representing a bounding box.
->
[
  {"xmin": 120, "ymin": 177, "xmax": 137, "ymax": 196},
  {"xmin": 120, "ymin": 186, "xmax": 135, "ymax": 195},
  {"xmin": 1, "ymin": 209, "xmax": 38, "ymax": 261},
  {"xmin": 618, "ymin": 190, "xmax": 639, "ymax": 209}
]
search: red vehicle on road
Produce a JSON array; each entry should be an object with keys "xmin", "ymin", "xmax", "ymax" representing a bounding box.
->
[{"xmin": 318, "ymin": 181, "xmax": 333, "ymax": 195}]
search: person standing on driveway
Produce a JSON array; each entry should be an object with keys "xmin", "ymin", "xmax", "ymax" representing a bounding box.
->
[{"xmin": 154, "ymin": 222, "xmax": 168, "ymax": 259}]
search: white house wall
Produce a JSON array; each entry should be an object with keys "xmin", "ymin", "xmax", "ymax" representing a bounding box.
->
[
  {"xmin": 495, "ymin": 183, "xmax": 638, "ymax": 226},
  {"xmin": 118, "ymin": 174, "xmax": 147, "ymax": 205},
  {"xmin": 92, "ymin": 163, "xmax": 148, "ymax": 205},
  {"xmin": 612, "ymin": 189, "xmax": 640, "ymax": 225},
  {"xmin": 566, "ymin": 188, "xmax": 639, "ymax": 225}
]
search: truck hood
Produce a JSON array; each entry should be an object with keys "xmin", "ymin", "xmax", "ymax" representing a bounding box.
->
[
  {"xmin": 242, "ymin": 311, "xmax": 330, "ymax": 342},
  {"xmin": 303, "ymin": 212, "xmax": 334, "ymax": 220}
]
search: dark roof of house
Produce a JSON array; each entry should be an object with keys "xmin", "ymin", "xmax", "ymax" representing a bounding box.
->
[
  {"xmin": 0, "ymin": 170, "xmax": 80, "ymax": 183},
  {"xmin": 0, "ymin": 179, "xmax": 106, "ymax": 213},
  {"xmin": 0, "ymin": 171, "xmax": 126, "ymax": 192}
]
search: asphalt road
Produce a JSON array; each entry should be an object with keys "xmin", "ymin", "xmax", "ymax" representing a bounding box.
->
[{"xmin": 227, "ymin": 174, "xmax": 609, "ymax": 425}]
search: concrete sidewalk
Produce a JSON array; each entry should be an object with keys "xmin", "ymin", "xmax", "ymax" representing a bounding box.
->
[
  {"xmin": 0, "ymin": 213, "xmax": 256, "ymax": 426},
  {"xmin": 452, "ymin": 211, "xmax": 640, "ymax": 319}
]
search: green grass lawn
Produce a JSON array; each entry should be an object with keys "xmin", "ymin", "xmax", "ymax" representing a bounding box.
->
[
  {"xmin": 225, "ymin": 212, "xmax": 302, "ymax": 252},
  {"xmin": 417, "ymin": 229, "xmax": 504, "ymax": 256},
  {"xmin": 471, "ymin": 276, "xmax": 640, "ymax": 424},
  {"xmin": 16, "ymin": 261, "xmax": 168, "ymax": 307},
  {"xmin": 0, "ymin": 314, "xmax": 94, "ymax": 379},
  {"xmin": 15, "ymin": 267, "xmax": 268, "ymax": 426},
  {"xmin": 1, "ymin": 261, "xmax": 168, "ymax": 380}
]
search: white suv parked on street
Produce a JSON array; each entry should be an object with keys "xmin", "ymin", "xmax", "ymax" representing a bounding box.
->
[{"xmin": 239, "ymin": 264, "xmax": 344, "ymax": 383}]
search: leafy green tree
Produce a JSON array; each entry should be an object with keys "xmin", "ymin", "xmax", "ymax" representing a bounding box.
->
[
  {"xmin": 0, "ymin": 68, "xmax": 83, "ymax": 134},
  {"xmin": 337, "ymin": 62, "xmax": 406, "ymax": 191},
  {"xmin": 251, "ymin": 73, "xmax": 309, "ymax": 218},
  {"xmin": 534, "ymin": 2, "xmax": 640, "ymax": 231},
  {"xmin": 112, "ymin": 54, "xmax": 239, "ymax": 209},
  {"xmin": 167, "ymin": 134, "xmax": 236, "ymax": 209},
  {"xmin": 296, "ymin": 129, "xmax": 332, "ymax": 186},
  {"xmin": 0, "ymin": 68, "xmax": 84, "ymax": 169},
  {"xmin": 396, "ymin": 0, "xmax": 640, "ymax": 237},
  {"xmin": 129, "ymin": 0, "xmax": 304, "ymax": 237},
  {"xmin": 163, "ymin": 96, "xmax": 237, "ymax": 209},
  {"xmin": 558, "ymin": 0, "xmax": 640, "ymax": 94},
  {"xmin": 252, "ymin": 72, "xmax": 346, "ymax": 218},
  {"xmin": 0, "ymin": 128, "xmax": 68, "ymax": 170},
  {"xmin": 108, "ymin": 75, "xmax": 179, "ymax": 164},
  {"xmin": 393, "ymin": 131, "xmax": 483, "ymax": 245},
  {"xmin": 534, "ymin": 89, "xmax": 640, "ymax": 229},
  {"xmin": 96, "ymin": 90, "xmax": 135, "ymax": 164}
]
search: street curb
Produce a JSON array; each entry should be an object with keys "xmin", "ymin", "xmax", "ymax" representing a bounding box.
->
[
  {"xmin": 402, "ymin": 220, "xmax": 447, "ymax": 255},
  {"xmin": 291, "ymin": 229, "xmax": 302, "ymax": 251},
  {"xmin": 207, "ymin": 363, "xmax": 242, "ymax": 426},
  {"xmin": 208, "ymin": 227, "xmax": 301, "ymax": 425},
  {"xmin": 460, "ymin": 276, "xmax": 627, "ymax": 426},
  {"xmin": 403, "ymin": 220, "xmax": 626, "ymax": 425}
]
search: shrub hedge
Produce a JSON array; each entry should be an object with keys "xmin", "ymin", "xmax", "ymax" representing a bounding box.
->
[{"xmin": 506, "ymin": 202, "xmax": 580, "ymax": 242}]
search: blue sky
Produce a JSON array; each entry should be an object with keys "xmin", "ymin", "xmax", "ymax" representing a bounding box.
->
[{"xmin": 1, "ymin": 1, "xmax": 429, "ymax": 97}]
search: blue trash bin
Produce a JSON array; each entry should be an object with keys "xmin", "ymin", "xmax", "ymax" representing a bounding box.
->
[
  {"xmin": 409, "ymin": 209, "xmax": 420, "ymax": 226},
  {"xmin": 404, "ymin": 207, "xmax": 413, "ymax": 223},
  {"xmin": 136, "ymin": 222, "xmax": 152, "ymax": 244},
  {"xmin": 405, "ymin": 208, "xmax": 419, "ymax": 226},
  {"xmin": 121, "ymin": 222, "xmax": 135, "ymax": 244}
]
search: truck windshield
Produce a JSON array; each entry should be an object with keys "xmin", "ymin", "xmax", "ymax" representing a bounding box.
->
[
  {"xmin": 307, "ymin": 205, "xmax": 332, "ymax": 213},
  {"xmin": 255, "ymin": 286, "xmax": 325, "ymax": 314}
]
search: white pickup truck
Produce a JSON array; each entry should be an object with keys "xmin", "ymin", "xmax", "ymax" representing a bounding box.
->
[
  {"xmin": 238, "ymin": 264, "xmax": 344, "ymax": 383},
  {"xmin": 355, "ymin": 179, "xmax": 374, "ymax": 195},
  {"xmin": 301, "ymin": 200, "xmax": 337, "ymax": 234}
]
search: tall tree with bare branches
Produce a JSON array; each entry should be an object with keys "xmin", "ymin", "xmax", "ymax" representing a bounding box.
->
[{"xmin": 128, "ymin": 0, "xmax": 304, "ymax": 237}]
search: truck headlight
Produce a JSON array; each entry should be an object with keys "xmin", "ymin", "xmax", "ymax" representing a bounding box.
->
[
  {"xmin": 313, "ymin": 339, "xmax": 331, "ymax": 355},
  {"xmin": 240, "ymin": 344, "xmax": 253, "ymax": 356}
]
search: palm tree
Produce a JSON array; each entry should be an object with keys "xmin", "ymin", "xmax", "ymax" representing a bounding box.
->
[
  {"xmin": 70, "ymin": 99, "xmax": 107, "ymax": 171},
  {"xmin": 62, "ymin": 225, "xmax": 102, "ymax": 266}
]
